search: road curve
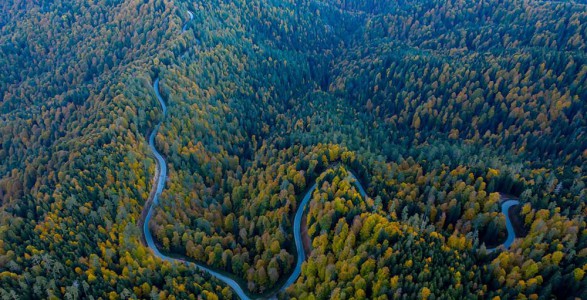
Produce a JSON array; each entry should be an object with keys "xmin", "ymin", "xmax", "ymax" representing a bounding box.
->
[
  {"xmin": 281, "ymin": 172, "xmax": 368, "ymax": 291},
  {"xmin": 487, "ymin": 199, "xmax": 520, "ymax": 252},
  {"xmin": 182, "ymin": 10, "xmax": 194, "ymax": 33}
]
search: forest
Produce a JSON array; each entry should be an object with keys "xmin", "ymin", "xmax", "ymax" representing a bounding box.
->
[{"xmin": 0, "ymin": 0, "xmax": 586, "ymax": 299}]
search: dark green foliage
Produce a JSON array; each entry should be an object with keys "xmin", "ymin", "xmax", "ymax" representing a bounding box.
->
[{"xmin": 1, "ymin": 0, "xmax": 586, "ymax": 298}]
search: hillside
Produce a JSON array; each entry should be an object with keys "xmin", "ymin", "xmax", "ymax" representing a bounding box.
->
[{"xmin": 1, "ymin": 0, "xmax": 586, "ymax": 299}]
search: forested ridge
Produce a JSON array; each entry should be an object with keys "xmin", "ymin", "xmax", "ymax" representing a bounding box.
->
[
  {"xmin": 1, "ymin": 0, "xmax": 586, "ymax": 299},
  {"xmin": 0, "ymin": 0, "xmax": 230, "ymax": 298}
]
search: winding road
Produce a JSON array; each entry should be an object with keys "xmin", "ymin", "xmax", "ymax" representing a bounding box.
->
[
  {"xmin": 144, "ymin": 78, "xmax": 251, "ymax": 300},
  {"xmin": 182, "ymin": 11, "xmax": 194, "ymax": 33},
  {"xmin": 142, "ymin": 91, "xmax": 368, "ymax": 298},
  {"xmin": 486, "ymin": 199, "xmax": 520, "ymax": 252},
  {"xmin": 140, "ymin": 10, "xmax": 521, "ymax": 300},
  {"xmin": 142, "ymin": 80, "xmax": 522, "ymax": 298},
  {"xmin": 282, "ymin": 172, "xmax": 368, "ymax": 291}
]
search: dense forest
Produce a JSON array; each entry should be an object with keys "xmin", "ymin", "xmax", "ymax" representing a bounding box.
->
[{"xmin": 1, "ymin": 0, "xmax": 586, "ymax": 299}]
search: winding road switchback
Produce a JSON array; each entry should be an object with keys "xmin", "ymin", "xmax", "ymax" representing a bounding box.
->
[
  {"xmin": 143, "ymin": 104, "xmax": 368, "ymax": 298},
  {"xmin": 140, "ymin": 11, "xmax": 521, "ymax": 299},
  {"xmin": 182, "ymin": 11, "xmax": 194, "ymax": 33},
  {"xmin": 486, "ymin": 199, "xmax": 520, "ymax": 252},
  {"xmin": 141, "ymin": 78, "xmax": 522, "ymax": 299}
]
